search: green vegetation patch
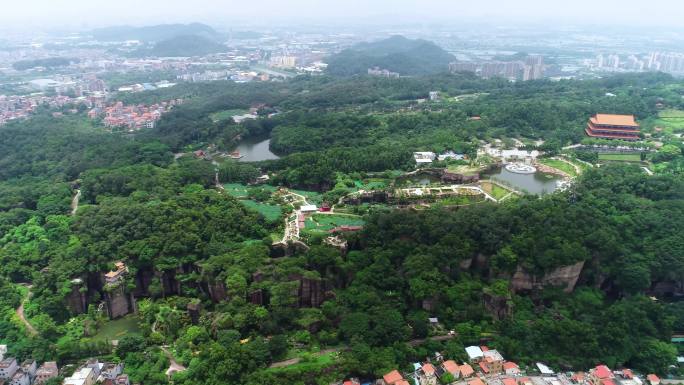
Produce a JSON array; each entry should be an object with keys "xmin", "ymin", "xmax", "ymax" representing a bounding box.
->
[
  {"xmin": 481, "ymin": 181, "xmax": 512, "ymax": 200},
  {"xmin": 91, "ymin": 316, "xmax": 141, "ymax": 342},
  {"xmin": 652, "ymin": 109, "xmax": 684, "ymax": 134},
  {"xmin": 291, "ymin": 190, "xmax": 324, "ymax": 205},
  {"xmin": 210, "ymin": 109, "xmax": 249, "ymax": 123},
  {"xmin": 598, "ymin": 153, "xmax": 642, "ymax": 162},
  {"xmin": 241, "ymin": 200, "xmax": 283, "ymax": 222},
  {"xmin": 538, "ymin": 158, "xmax": 578, "ymax": 177},
  {"xmin": 223, "ymin": 183, "xmax": 250, "ymax": 198},
  {"xmin": 303, "ymin": 214, "xmax": 365, "ymax": 233}
]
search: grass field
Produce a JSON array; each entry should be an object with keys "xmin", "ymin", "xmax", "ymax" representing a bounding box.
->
[
  {"xmin": 480, "ymin": 181, "xmax": 512, "ymax": 200},
  {"xmin": 210, "ymin": 109, "xmax": 249, "ymax": 123},
  {"xmin": 92, "ymin": 315, "xmax": 141, "ymax": 342},
  {"xmin": 304, "ymin": 214, "xmax": 364, "ymax": 233},
  {"xmin": 598, "ymin": 153, "xmax": 642, "ymax": 162},
  {"xmin": 291, "ymin": 189, "xmax": 324, "ymax": 205},
  {"xmin": 652, "ymin": 109, "xmax": 684, "ymax": 134},
  {"xmin": 223, "ymin": 183, "xmax": 250, "ymax": 198},
  {"xmin": 241, "ymin": 200, "xmax": 283, "ymax": 222},
  {"xmin": 447, "ymin": 164, "xmax": 481, "ymax": 175},
  {"xmin": 538, "ymin": 158, "xmax": 577, "ymax": 177},
  {"xmin": 266, "ymin": 351, "xmax": 338, "ymax": 373},
  {"xmin": 354, "ymin": 179, "xmax": 387, "ymax": 190}
]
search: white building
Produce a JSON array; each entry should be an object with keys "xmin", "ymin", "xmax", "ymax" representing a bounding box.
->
[
  {"xmin": 64, "ymin": 367, "xmax": 96, "ymax": 385},
  {"xmin": 465, "ymin": 346, "xmax": 484, "ymax": 362},
  {"xmin": 414, "ymin": 152, "xmax": 436, "ymax": 164},
  {"xmin": 0, "ymin": 358, "xmax": 18, "ymax": 380},
  {"xmin": 9, "ymin": 369, "xmax": 29, "ymax": 385},
  {"xmin": 300, "ymin": 204, "xmax": 318, "ymax": 213}
]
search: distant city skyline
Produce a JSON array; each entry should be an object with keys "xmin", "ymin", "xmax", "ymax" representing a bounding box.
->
[{"xmin": 2, "ymin": 0, "xmax": 684, "ymax": 31}]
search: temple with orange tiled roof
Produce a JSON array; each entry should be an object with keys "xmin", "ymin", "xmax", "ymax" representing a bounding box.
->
[{"xmin": 585, "ymin": 114, "xmax": 640, "ymax": 140}]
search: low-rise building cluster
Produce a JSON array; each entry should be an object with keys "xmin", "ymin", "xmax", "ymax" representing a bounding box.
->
[
  {"xmin": 0, "ymin": 346, "xmax": 58, "ymax": 385},
  {"xmin": 89, "ymin": 99, "xmax": 182, "ymax": 131},
  {"xmin": 63, "ymin": 359, "xmax": 128, "ymax": 385},
  {"xmin": 338, "ymin": 345, "xmax": 663, "ymax": 385},
  {"xmin": 0, "ymin": 94, "xmax": 104, "ymax": 125}
]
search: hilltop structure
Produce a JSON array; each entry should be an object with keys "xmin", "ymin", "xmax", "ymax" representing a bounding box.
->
[{"xmin": 585, "ymin": 114, "xmax": 640, "ymax": 140}]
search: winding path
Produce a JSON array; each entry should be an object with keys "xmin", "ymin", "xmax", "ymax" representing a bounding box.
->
[
  {"xmin": 161, "ymin": 346, "xmax": 186, "ymax": 378},
  {"xmin": 70, "ymin": 189, "xmax": 81, "ymax": 216},
  {"xmin": 16, "ymin": 286, "xmax": 37, "ymax": 336}
]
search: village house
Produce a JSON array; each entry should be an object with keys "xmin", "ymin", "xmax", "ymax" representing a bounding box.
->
[
  {"xmin": 459, "ymin": 363, "xmax": 475, "ymax": 378},
  {"xmin": 381, "ymin": 370, "xmax": 410, "ymax": 385},
  {"xmin": 0, "ymin": 358, "xmax": 18, "ymax": 380},
  {"xmin": 466, "ymin": 346, "xmax": 484, "ymax": 362},
  {"xmin": 503, "ymin": 378, "xmax": 518, "ymax": 385},
  {"xmin": 104, "ymin": 262, "xmax": 128, "ymax": 285},
  {"xmin": 64, "ymin": 367, "xmax": 96, "ymax": 385},
  {"xmin": 646, "ymin": 374, "xmax": 660, "ymax": 385},
  {"xmin": 414, "ymin": 152, "xmax": 436, "ymax": 164},
  {"xmin": 504, "ymin": 362, "xmax": 521, "ymax": 375},
  {"xmin": 441, "ymin": 360, "xmax": 460, "ymax": 380},
  {"xmin": 469, "ymin": 378, "xmax": 487, "ymax": 385},
  {"xmin": 482, "ymin": 348, "xmax": 505, "ymax": 374},
  {"xmin": 418, "ymin": 363, "xmax": 437, "ymax": 385},
  {"xmin": 589, "ymin": 365, "xmax": 614, "ymax": 385},
  {"xmin": 8, "ymin": 369, "xmax": 29, "ymax": 385},
  {"xmin": 34, "ymin": 362, "xmax": 58, "ymax": 385}
]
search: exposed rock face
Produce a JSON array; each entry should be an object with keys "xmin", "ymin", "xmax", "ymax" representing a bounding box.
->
[
  {"xmin": 483, "ymin": 291, "xmax": 512, "ymax": 320},
  {"xmin": 206, "ymin": 281, "xmax": 227, "ymax": 302},
  {"xmin": 104, "ymin": 283, "xmax": 137, "ymax": 319},
  {"xmin": 67, "ymin": 279, "xmax": 87, "ymax": 315},
  {"xmin": 296, "ymin": 276, "xmax": 331, "ymax": 308},
  {"xmin": 249, "ymin": 289, "xmax": 265, "ymax": 305},
  {"xmin": 510, "ymin": 261, "xmax": 585, "ymax": 293}
]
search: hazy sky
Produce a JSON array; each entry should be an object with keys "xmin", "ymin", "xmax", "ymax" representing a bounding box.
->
[{"xmin": 1, "ymin": 0, "xmax": 683, "ymax": 30}]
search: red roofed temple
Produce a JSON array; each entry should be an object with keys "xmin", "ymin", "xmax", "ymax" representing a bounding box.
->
[{"xmin": 585, "ymin": 114, "xmax": 640, "ymax": 140}]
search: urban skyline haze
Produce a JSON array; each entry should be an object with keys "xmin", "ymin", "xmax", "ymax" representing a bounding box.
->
[{"xmin": 1, "ymin": 0, "xmax": 684, "ymax": 30}]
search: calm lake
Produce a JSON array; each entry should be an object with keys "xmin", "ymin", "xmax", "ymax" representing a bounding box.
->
[
  {"xmin": 234, "ymin": 138, "xmax": 280, "ymax": 162},
  {"xmin": 486, "ymin": 167, "xmax": 561, "ymax": 195}
]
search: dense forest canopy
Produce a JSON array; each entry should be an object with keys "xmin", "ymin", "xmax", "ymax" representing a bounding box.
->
[
  {"xmin": 0, "ymin": 71, "xmax": 682, "ymax": 385},
  {"xmin": 326, "ymin": 35, "xmax": 456, "ymax": 76}
]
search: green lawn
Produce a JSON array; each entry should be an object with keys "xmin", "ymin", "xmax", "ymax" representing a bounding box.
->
[
  {"xmin": 598, "ymin": 153, "xmax": 642, "ymax": 162},
  {"xmin": 652, "ymin": 109, "xmax": 684, "ymax": 134},
  {"xmin": 354, "ymin": 179, "xmax": 387, "ymax": 190},
  {"xmin": 539, "ymin": 158, "xmax": 577, "ymax": 177},
  {"xmin": 241, "ymin": 200, "xmax": 283, "ymax": 222},
  {"xmin": 291, "ymin": 189, "xmax": 324, "ymax": 205},
  {"xmin": 481, "ymin": 181, "xmax": 511, "ymax": 200},
  {"xmin": 92, "ymin": 315, "xmax": 141, "ymax": 342},
  {"xmin": 266, "ymin": 352, "xmax": 338, "ymax": 373},
  {"xmin": 223, "ymin": 183, "xmax": 250, "ymax": 198},
  {"xmin": 303, "ymin": 214, "xmax": 364, "ymax": 234},
  {"xmin": 210, "ymin": 109, "xmax": 249, "ymax": 123}
]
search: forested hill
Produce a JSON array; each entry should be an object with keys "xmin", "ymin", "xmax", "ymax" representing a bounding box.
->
[
  {"xmin": 90, "ymin": 23, "xmax": 220, "ymax": 42},
  {"xmin": 134, "ymin": 35, "xmax": 227, "ymax": 57},
  {"xmin": 326, "ymin": 35, "xmax": 455, "ymax": 76}
]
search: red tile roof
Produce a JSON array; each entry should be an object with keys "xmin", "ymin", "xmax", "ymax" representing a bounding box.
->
[
  {"xmin": 481, "ymin": 346, "xmax": 490, "ymax": 352},
  {"xmin": 622, "ymin": 369, "xmax": 633, "ymax": 379},
  {"xmin": 469, "ymin": 378, "xmax": 486, "ymax": 385},
  {"xmin": 503, "ymin": 362, "xmax": 519, "ymax": 370},
  {"xmin": 460, "ymin": 363, "xmax": 475, "ymax": 377},
  {"xmin": 594, "ymin": 365, "xmax": 612, "ymax": 379},
  {"xmin": 602, "ymin": 380, "xmax": 616, "ymax": 385},
  {"xmin": 593, "ymin": 114, "xmax": 638, "ymax": 127},
  {"xmin": 503, "ymin": 378, "xmax": 518, "ymax": 385},
  {"xmin": 422, "ymin": 363, "xmax": 436, "ymax": 375},
  {"xmin": 479, "ymin": 362, "xmax": 490, "ymax": 373},
  {"xmin": 383, "ymin": 370, "xmax": 403, "ymax": 385},
  {"xmin": 647, "ymin": 374, "xmax": 660, "ymax": 383},
  {"xmin": 442, "ymin": 360, "xmax": 459, "ymax": 375}
]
